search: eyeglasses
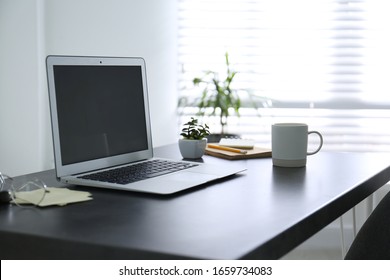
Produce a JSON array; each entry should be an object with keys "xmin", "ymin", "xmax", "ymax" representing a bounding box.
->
[{"xmin": 0, "ymin": 172, "xmax": 48, "ymax": 207}]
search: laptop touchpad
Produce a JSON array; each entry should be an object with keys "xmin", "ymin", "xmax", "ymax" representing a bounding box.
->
[{"xmin": 168, "ymin": 171, "xmax": 218, "ymax": 182}]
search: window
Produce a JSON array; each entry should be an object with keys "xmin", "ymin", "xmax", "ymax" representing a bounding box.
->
[{"xmin": 177, "ymin": 0, "xmax": 390, "ymax": 152}]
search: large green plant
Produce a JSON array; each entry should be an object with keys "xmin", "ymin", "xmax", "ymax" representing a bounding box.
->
[{"xmin": 192, "ymin": 52, "xmax": 241, "ymax": 136}]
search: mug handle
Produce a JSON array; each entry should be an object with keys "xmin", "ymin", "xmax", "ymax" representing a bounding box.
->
[{"xmin": 307, "ymin": 131, "xmax": 323, "ymax": 156}]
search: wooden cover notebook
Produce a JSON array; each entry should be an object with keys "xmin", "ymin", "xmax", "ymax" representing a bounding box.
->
[{"xmin": 205, "ymin": 145, "xmax": 272, "ymax": 160}]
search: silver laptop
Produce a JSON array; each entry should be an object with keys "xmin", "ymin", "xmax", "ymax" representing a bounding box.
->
[{"xmin": 46, "ymin": 55, "xmax": 245, "ymax": 195}]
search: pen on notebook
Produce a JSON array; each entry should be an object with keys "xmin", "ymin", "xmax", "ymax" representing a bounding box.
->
[{"xmin": 208, "ymin": 144, "xmax": 248, "ymax": 154}]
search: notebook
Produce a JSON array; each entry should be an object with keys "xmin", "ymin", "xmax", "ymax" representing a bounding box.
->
[{"xmin": 46, "ymin": 55, "xmax": 245, "ymax": 195}]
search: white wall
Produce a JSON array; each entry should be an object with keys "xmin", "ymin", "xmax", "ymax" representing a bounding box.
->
[
  {"xmin": 0, "ymin": 0, "xmax": 178, "ymax": 176},
  {"xmin": 0, "ymin": 0, "xmax": 44, "ymax": 176}
]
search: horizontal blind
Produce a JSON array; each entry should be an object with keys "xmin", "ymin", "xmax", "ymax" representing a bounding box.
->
[{"xmin": 177, "ymin": 0, "xmax": 390, "ymax": 152}]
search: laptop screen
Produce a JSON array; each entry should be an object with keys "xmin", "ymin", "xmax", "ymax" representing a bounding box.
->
[
  {"xmin": 46, "ymin": 56, "xmax": 153, "ymax": 178},
  {"xmin": 53, "ymin": 65, "xmax": 148, "ymax": 165}
]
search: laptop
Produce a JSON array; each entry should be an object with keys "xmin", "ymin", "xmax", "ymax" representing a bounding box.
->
[{"xmin": 46, "ymin": 55, "xmax": 245, "ymax": 195}]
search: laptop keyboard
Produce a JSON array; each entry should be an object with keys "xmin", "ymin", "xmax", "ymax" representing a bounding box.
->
[{"xmin": 78, "ymin": 159, "xmax": 198, "ymax": 185}]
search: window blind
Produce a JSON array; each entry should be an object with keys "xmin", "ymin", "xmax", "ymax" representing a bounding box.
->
[{"xmin": 177, "ymin": 0, "xmax": 390, "ymax": 152}]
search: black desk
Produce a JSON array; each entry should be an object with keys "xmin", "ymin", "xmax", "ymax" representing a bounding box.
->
[{"xmin": 1, "ymin": 144, "xmax": 390, "ymax": 259}]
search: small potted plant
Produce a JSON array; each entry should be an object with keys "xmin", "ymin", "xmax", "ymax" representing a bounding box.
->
[{"xmin": 179, "ymin": 117, "xmax": 210, "ymax": 159}]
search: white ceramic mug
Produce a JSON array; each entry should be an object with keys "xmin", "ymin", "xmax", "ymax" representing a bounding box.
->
[{"xmin": 272, "ymin": 123, "xmax": 323, "ymax": 167}]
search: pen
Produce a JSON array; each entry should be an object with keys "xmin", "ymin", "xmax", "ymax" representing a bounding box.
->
[{"xmin": 208, "ymin": 144, "xmax": 248, "ymax": 154}]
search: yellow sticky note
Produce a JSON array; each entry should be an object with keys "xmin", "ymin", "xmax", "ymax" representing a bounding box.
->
[{"xmin": 13, "ymin": 187, "xmax": 92, "ymax": 207}]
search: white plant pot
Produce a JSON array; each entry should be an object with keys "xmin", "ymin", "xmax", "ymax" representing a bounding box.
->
[{"xmin": 178, "ymin": 138, "xmax": 208, "ymax": 159}]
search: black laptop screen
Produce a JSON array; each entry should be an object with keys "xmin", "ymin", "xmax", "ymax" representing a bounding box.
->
[{"xmin": 53, "ymin": 65, "xmax": 148, "ymax": 165}]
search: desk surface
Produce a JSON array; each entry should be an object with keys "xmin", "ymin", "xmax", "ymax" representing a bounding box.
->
[{"xmin": 1, "ymin": 145, "xmax": 390, "ymax": 259}]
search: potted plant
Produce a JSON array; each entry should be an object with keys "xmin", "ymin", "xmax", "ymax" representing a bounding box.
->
[
  {"xmin": 179, "ymin": 117, "xmax": 210, "ymax": 159},
  {"xmin": 192, "ymin": 52, "xmax": 241, "ymax": 140},
  {"xmin": 178, "ymin": 52, "xmax": 271, "ymax": 142}
]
